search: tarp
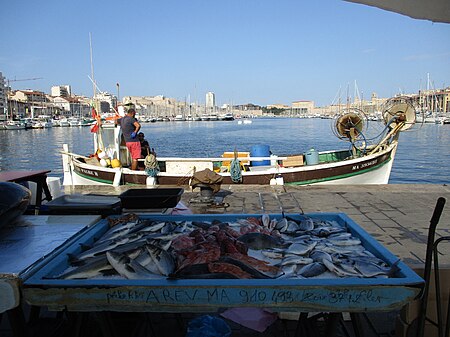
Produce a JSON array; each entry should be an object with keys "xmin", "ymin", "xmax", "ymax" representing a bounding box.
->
[{"xmin": 190, "ymin": 168, "xmax": 223, "ymax": 193}]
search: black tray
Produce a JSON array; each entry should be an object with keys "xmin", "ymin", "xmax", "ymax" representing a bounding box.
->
[
  {"xmin": 118, "ymin": 188, "xmax": 184, "ymax": 209},
  {"xmin": 44, "ymin": 194, "xmax": 121, "ymax": 215}
]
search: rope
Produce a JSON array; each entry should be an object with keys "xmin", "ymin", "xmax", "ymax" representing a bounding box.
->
[
  {"xmin": 229, "ymin": 150, "xmax": 242, "ymax": 183},
  {"xmin": 144, "ymin": 153, "xmax": 160, "ymax": 177}
]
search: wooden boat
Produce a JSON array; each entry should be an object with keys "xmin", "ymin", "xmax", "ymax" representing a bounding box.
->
[{"xmin": 61, "ymin": 99, "xmax": 416, "ymax": 187}]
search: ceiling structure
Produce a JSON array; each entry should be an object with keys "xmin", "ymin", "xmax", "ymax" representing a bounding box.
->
[{"xmin": 345, "ymin": 0, "xmax": 450, "ymax": 23}]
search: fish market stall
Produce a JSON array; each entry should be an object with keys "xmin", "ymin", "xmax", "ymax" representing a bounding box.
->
[
  {"xmin": 0, "ymin": 214, "xmax": 101, "ymax": 314},
  {"xmin": 22, "ymin": 213, "xmax": 423, "ymax": 314}
]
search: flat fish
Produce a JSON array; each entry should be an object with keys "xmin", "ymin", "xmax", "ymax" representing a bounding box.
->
[
  {"xmin": 309, "ymin": 250, "xmax": 333, "ymax": 263},
  {"xmin": 322, "ymin": 259, "xmax": 361, "ymax": 278},
  {"xmin": 279, "ymin": 255, "xmax": 314, "ymax": 266},
  {"xmin": 286, "ymin": 241, "xmax": 317, "ymax": 256},
  {"xmin": 237, "ymin": 232, "xmax": 285, "ymax": 250},
  {"xmin": 297, "ymin": 262, "xmax": 327, "ymax": 278}
]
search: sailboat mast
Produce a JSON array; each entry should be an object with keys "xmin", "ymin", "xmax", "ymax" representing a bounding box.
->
[{"xmin": 89, "ymin": 33, "xmax": 97, "ymax": 109}]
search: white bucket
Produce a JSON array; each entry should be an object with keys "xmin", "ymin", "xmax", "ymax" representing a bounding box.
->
[
  {"xmin": 146, "ymin": 176, "xmax": 157, "ymax": 186},
  {"xmin": 276, "ymin": 176, "xmax": 284, "ymax": 185}
]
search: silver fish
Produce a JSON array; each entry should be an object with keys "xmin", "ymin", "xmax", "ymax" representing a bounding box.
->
[
  {"xmin": 323, "ymin": 259, "xmax": 360, "ymax": 277},
  {"xmin": 297, "ymin": 217, "xmax": 314, "ymax": 231},
  {"xmin": 53, "ymin": 256, "xmax": 114, "ymax": 279},
  {"xmin": 274, "ymin": 218, "xmax": 288, "ymax": 232},
  {"xmin": 328, "ymin": 237, "xmax": 362, "ymax": 247},
  {"xmin": 138, "ymin": 221, "xmax": 167, "ymax": 233},
  {"xmin": 261, "ymin": 214, "xmax": 270, "ymax": 228},
  {"xmin": 147, "ymin": 244, "xmax": 175, "ymax": 276},
  {"xmin": 261, "ymin": 249, "xmax": 285, "ymax": 259},
  {"xmin": 106, "ymin": 251, "xmax": 161, "ymax": 279}
]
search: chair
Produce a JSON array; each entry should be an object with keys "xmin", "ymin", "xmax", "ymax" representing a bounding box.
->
[{"xmin": 416, "ymin": 197, "xmax": 449, "ymax": 337}]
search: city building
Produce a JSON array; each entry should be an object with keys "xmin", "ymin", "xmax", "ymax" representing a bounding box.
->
[
  {"xmin": 51, "ymin": 85, "xmax": 71, "ymax": 97},
  {"xmin": 206, "ymin": 92, "xmax": 215, "ymax": 109},
  {"xmin": 0, "ymin": 72, "xmax": 6, "ymax": 120},
  {"xmin": 95, "ymin": 91, "xmax": 117, "ymax": 113}
]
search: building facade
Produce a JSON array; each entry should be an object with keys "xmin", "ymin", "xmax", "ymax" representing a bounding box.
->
[
  {"xmin": 51, "ymin": 85, "xmax": 71, "ymax": 97},
  {"xmin": 291, "ymin": 100, "xmax": 315, "ymax": 116},
  {"xmin": 0, "ymin": 72, "xmax": 6, "ymax": 119},
  {"xmin": 206, "ymin": 92, "xmax": 215, "ymax": 109}
]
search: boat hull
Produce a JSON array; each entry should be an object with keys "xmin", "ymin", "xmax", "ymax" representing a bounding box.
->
[{"xmin": 63, "ymin": 141, "xmax": 398, "ymax": 187}]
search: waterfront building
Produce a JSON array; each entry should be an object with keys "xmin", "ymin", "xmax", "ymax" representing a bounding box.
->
[{"xmin": 291, "ymin": 100, "xmax": 315, "ymax": 117}]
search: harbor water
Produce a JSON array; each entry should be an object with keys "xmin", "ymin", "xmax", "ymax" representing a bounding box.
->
[{"xmin": 0, "ymin": 118, "xmax": 449, "ymax": 184}]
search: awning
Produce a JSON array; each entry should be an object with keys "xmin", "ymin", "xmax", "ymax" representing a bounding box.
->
[{"xmin": 345, "ymin": 0, "xmax": 450, "ymax": 23}]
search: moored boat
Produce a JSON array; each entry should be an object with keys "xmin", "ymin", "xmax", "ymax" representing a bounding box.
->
[{"xmin": 61, "ymin": 98, "xmax": 417, "ymax": 187}]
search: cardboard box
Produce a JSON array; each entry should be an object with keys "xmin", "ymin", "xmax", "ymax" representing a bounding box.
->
[
  {"xmin": 282, "ymin": 154, "xmax": 304, "ymax": 167},
  {"xmin": 396, "ymin": 314, "xmax": 437, "ymax": 337},
  {"xmin": 400, "ymin": 268, "xmax": 449, "ymax": 324},
  {"xmin": 222, "ymin": 152, "xmax": 250, "ymax": 166}
]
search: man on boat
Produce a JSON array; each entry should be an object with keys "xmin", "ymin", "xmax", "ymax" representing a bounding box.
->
[
  {"xmin": 116, "ymin": 108, "xmax": 141, "ymax": 170},
  {"xmin": 138, "ymin": 132, "xmax": 150, "ymax": 158}
]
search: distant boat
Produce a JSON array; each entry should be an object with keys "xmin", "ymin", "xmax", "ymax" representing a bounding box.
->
[
  {"xmin": 62, "ymin": 98, "xmax": 417, "ymax": 187},
  {"xmin": 220, "ymin": 113, "xmax": 235, "ymax": 121},
  {"xmin": 4, "ymin": 120, "xmax": 26, "ymax": 130},
  {"xmin": 174, "ymin": 114, "xmax": 186, "ymax": 121}
]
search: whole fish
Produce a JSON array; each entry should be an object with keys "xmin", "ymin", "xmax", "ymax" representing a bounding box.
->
[
  {"xmin": 106, "ymin": 251, "xmax": 161, "ymax": 279},
  {"xmin": 261, "ymin": 249, "xmax": 285, "ymax": 259},
  {"xmin": 237, "ymin": 232, "xmax": 285, "ymax": 250},
  {"xmin": 49, "ymin": 256, "xmax": 115, "ymax": 280}
]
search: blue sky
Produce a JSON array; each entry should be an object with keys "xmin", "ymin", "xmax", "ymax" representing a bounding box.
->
[{"xmin": 1, "ymin": 0, "xmax": 449, "ymax": 107}]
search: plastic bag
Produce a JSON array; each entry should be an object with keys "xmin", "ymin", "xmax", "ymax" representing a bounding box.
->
[{"xmin": 185, "ymin": 315, "xmax": 231, "ymax": 337}]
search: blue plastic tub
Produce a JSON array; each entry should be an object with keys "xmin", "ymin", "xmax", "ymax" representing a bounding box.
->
[{"xmin": 250, "ymin": 145, "xmax": 270, "ymax": 166}]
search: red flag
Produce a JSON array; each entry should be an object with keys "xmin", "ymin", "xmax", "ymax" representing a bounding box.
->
[{"xmin": 91, "ymin": 107, "xmax": 97, "ymax": 119}]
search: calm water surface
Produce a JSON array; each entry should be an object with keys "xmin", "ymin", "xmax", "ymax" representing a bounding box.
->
[{"xmin": 0, "ymin": 118, "xmax": 449, "ymax": 184}]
